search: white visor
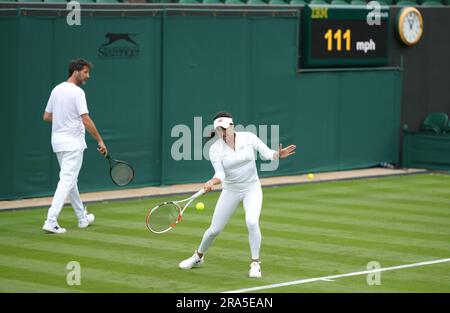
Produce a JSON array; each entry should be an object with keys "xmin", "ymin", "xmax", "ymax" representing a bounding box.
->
[{"xmin": 213, "ymin": 117, "xmax": 233, "ymax": 130}]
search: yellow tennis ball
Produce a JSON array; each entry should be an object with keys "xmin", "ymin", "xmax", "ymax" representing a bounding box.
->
[
  {"xmin": 307, "ymin": 173, "xmax": 314, "ymax": 180},
  {"xmin": 196, "ymin": 202, "xmax": 205, "ymax": 210}
]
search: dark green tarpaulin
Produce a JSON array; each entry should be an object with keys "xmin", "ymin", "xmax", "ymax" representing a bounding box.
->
[
  {"xmin": 402, "ymin": 132, "xmax": 450, "ymax": 170},
  {"xmin": 0, "ymin": 12, "xmax": 401, "ymax": 200}
]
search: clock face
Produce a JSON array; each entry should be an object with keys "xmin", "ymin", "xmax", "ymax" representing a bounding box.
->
[
  {"xmin": 402, "ymin": 12, "xmax": 422, "ymax": 43},
  {"xmin": 398, "ymin": 8, "xmax": 423, "ymax": 46}
]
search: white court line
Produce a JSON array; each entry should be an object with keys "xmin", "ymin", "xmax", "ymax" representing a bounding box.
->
[{"xmin": 223, "ymin": 258, "xmax": 450, "ymax": 293}]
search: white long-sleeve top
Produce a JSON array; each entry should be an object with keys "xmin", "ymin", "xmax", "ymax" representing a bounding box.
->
[{"xmin": 209, "ymin": 131, "xmax": 277, "ymax": 191}]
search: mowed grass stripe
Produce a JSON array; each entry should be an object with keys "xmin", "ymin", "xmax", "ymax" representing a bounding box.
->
[
  {"xmin": 259, "ymin": 222, "xmax": 450, "ymax": 254},
  {"xmin": 257, "ymin": 261, "xmax": 450, "ymax": 293},
  {"xmin": 2, "ymin": 223, "xmax": 446, "ymax": 260},
  {"xmin": 0, "ymin": 228, "xmax": 416, "ymax": 288},
  {"xmin": 44, "ymin": 210, "xmax": 447, "ymax": 260},
  {"xmin": 0, "ymin": 235, "xmax": 264, "ymax": 289},
  {"xmin": 267, "ymin": 187, "xmax": 450, "ymax": 212},
  {"xmin": 268, "ymin": 196, "xmax": 450, "ymax": 221},
  {"xmin": 0, "ymin": 256, "xmax": 151, "ymax": 292},
  {"xmin": 263, "ymin": 204, "xmax": 450, "ymax": 229},
  {"xmin": 0, "ymin": 253, "xmax": 213, "ymax": 293},
  {"xmin": 260, "ymin": 220, "xmax": 450, "ymax": 249},
  {"xmin": 0, "ymin": 276, "xmax": 77, "ymax": 293},
  {"xmin": 218, "ymin": 229, "xmax": 448, "ymax": 262},
  {"xmin": 0, "ymin": 268, "xmax": 84, "ymax": 293},
  {"xmin": 139, "ymin": 213, "xmax": 450, "ymax": 255},
  {"xmin": 259, "ymin": 214, "xmax": 450, "ymax": 242},
  {"xmin": 264, "ymin": 174, "xmax": 450, "ymax": 199},
  {"xmin": 0, "ymin": 233, "xmax": 209, "ymax": 272},
  {"xmin": 0, "ymin": 173, "xmax": 449, "ymax": 292},
  {"xmin": 93, "ymin": 204, "xmax": 450, "ymax": 245}
]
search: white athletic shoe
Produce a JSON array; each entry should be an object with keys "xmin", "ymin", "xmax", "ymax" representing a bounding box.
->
[
  {"xmin": 42, "ymin": 222, "xmax": 66, "ymax": 234},
  {"xmin": 179, "ymin": 252, "xmax": 204, "ymax": 270},
  {"xmin": 249, "ymin": 261, "xmax": 262, "ymax": 278},
  {"xmin": 78, "ymin": 211, "xmax": 95, "ymax": 228}
]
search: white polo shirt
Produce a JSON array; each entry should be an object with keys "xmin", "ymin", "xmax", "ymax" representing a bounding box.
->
[
  {"xmin": 45, "ymin": 82, "xmax": 89, "ymax": 152},
  {"xmin": 209, "ymin": 131, "xmax": 277, "ymax": 191}
]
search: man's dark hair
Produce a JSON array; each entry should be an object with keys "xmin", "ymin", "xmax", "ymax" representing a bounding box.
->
[{"xmin": 68, "ymin": 59, "xmax": 93, "ymax": 78}]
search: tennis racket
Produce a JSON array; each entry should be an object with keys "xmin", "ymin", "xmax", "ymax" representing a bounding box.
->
[
  {"xmin": 103, "ymin": 152, "xmax": 135, "ymax": 186},
  {"xmin": 146, "ymin": 189, "xmax": 205, "ymax": 234}
]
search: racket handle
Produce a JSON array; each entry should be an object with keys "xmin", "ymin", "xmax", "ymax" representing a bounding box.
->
[{"xmin": 193, "ymin": 189, "xmax": 205, "ymax": 199}]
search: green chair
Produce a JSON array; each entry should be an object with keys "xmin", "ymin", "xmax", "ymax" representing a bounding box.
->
[
  {"xmin": 395, "ymin": 0, "xmax": 418, "ymax": 5},
  {"xmin": 446, "ymin": 120, "xmax": 450, "ymax": 134},
  {"xmin": 268, "ymin": 0, "xmax": 287, "ymax": 3},
  {"xmin": 420, "ymin": 112, "xmax": 449, "ymax": 134},
  {"xmin": 247, "ymin": 0, "xmax": 266, "ymax": 4},
  {"xmin": 419, "ymin": 0, "xmax": 444, "ymax": 5},
  {"xmin": 330, "ymin": 0, "xmax": 348, "ymax": 4},
  {"xmin": 444, "ymin": 118, "xmax": 450, "ymax": 135},
  {"xmin": 309, "ymin": 0, "xmax": 328, "ymax": 4},
  {"xmin": 179, "ymin": 0, "xmax": 200, "ymax": 3},
  {"xmin": 203, "ymin": 0, "xmax": 223, "ymax": 3},
  {"xmin": 289, "ymin": 0, "xmax": 308, "ymax": 4},
  {"xmin": 225, "ymin": 0, "xmax": 245, "ymax": 3},
  {"xmin": 349, "ymin": 0, "xmax": 366, "ymax": 5},
  {"xmin": 377, "ymin": 0, "xmax": 394, "ymax": 4}
]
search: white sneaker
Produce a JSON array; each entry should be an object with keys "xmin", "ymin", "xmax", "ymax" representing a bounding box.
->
[
  {"xmin": 78, "ymin": 213, "xmax": 95, "ymax": 228},
  {"xmin": 179, "ymin": 252, "xmax": 204, "ymax": 270},
  {"xmin": 249, "ymin": 261, "xmax": 262, "ymax": 278},
  {"xmin": 42, "ymin": 222, "xmax": 66, "ymax": 234}
]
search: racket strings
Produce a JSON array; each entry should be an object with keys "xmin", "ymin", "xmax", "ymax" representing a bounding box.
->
[
  {"xmin": 147, "ymin": 203, "xmax": 181, "ymax": 234},
  {"xmin": 111, "ymin": 163, "xmax": 134, "ymax": 186}
]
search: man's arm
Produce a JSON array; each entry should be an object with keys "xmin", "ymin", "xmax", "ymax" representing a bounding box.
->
[
  {"xmin": 81, "ymin": 113, "xmax": 107, "ymax": 155},
  {"xmin": 43, "ymin": 112, "xmax": 52, "ymax": 122}
]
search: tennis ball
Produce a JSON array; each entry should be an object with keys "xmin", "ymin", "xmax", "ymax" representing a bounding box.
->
[
  {"xmin": 196, "ymin": 202, "xmax": 205, "ymax": 210},
  {"xmin": 307, "ymin": 173, "xmax": 314, "ymax": 180}
]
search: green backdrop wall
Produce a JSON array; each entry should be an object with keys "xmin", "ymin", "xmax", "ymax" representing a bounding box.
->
[{"xmin": 0, "ymin": 10, "xmax": 401, "ymax": 200}]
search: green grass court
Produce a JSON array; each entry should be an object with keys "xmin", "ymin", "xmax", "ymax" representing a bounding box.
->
[{"xmin": 0, "ymin": 173, "xmax": 449, "ymax": 293}]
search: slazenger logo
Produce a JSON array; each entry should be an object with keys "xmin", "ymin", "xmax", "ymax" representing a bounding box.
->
[{"xmin": 98, "ymin": 33, "xmax": 140, "ymax": 59}]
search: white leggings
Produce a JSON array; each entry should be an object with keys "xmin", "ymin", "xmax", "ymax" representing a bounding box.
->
[{"xmin": 198, "ymin": 185, "xmax": 263, "ymax": 260}]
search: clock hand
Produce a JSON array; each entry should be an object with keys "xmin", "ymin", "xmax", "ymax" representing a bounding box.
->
[{"xmin": 408, "ymin": 17, "xmax": 413, "ymax": 30}]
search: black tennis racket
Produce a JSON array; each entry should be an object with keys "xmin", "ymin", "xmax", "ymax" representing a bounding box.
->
[{"xmin": 103, "ymin": 152, "xmax": 134, "ymax": 186}]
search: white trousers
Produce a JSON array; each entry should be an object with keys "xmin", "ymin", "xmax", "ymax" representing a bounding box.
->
[
  {"xmin": 198, "ymin": 184, "xmax": 263, "ymax": 260},
  {"xmin": 46, "ymin": 149, "xmax": 85, "ymax": 224}
]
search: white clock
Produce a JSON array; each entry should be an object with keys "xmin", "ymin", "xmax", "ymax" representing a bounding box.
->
[{"xmin": 396, "ymin": 7, "xmax": 424, "ymax": 46}]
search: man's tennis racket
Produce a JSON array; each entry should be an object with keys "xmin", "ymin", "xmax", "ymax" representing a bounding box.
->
[
  {"xmin": 146, "ymin": 189, "xmax": 205, "ymax": 234},
  {"xmin": 103, "ymin": 152, "xmax": 135, "ymax": 186}
]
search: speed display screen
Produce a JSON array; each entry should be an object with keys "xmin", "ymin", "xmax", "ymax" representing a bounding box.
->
[{"xmin": 301, "ymin": 5, "xmax": 390, "ymax": 68}]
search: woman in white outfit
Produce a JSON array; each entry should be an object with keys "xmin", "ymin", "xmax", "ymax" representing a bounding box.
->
[{"xmin": 179, "ymin": 112, "xmax": 296, "ymax": 278}]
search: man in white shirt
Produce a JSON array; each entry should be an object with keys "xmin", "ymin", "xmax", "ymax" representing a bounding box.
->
[
  {"xmin": 42, "ymin": 59, "xmax": 107, "ymax": 234},
  {"xmin": 179, "ymin": 112, "xmax": 296, "ymax": 278}
]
